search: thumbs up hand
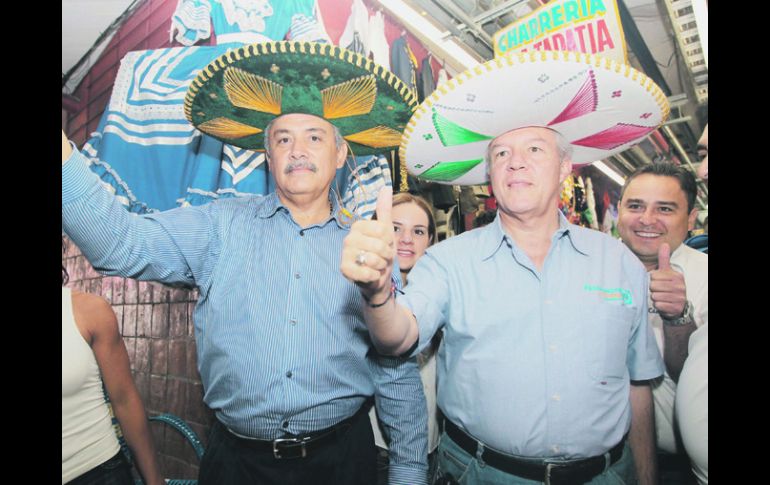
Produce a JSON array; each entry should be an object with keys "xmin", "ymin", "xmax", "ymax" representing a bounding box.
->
[
  {"xmin": 649, "ymin": 243, "xmax": 687, "ymax": 319},
  {"xmin": 341, "ymin": 187, "xmax": 397, "ymax": 300}
]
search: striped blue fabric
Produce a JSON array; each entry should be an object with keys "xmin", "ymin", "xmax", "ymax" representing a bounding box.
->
[
  {"xmin": 342, "ymin": 155, "xmax": 393, "ymax": 220},
  {"xmin": 63, "ymin": 148, "xmax": 428, "ymax": 484},
  {"xmin": 170, "ymin": 0, "xmax": 212, "ymax": 46}
]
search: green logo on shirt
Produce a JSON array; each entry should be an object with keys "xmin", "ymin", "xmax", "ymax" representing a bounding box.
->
[{"xmin": 583, "ymin": 285, "xmax": 633, "ymax": 305}]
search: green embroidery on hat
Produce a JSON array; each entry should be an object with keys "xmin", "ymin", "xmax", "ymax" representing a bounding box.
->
[
  {"xmin": 432, "ymin": 109, "xmax": 493, "ymax": 147},
  {"xmin": 420, "ymin": 159, "xmax": 484, "ymax": 182},
  {"xmin": 583, "ymin": 284, "xmax": 633, "ymax": 305}
]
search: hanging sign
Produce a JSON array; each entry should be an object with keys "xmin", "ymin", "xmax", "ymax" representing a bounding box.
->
[{"xmin": 493, "ymin": 0, "xmax": 627, "ymax": 63}]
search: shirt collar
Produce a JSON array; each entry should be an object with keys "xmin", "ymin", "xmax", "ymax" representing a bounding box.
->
[
  {"xmin": 481, "ymin": 210, "xmax": 590, "ymax": 260},
  {"xmin": 554, "ymin": 211, "xmax": 590, "ymax": 257},
  {"xmin": 256, "ymin": 191, "xmax": 348, "ymax": 229}
]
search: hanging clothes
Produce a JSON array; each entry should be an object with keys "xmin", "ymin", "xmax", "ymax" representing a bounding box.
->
[
  {"xmin": 417, "ymin": 55, "xmax": 435, "ymax": 103},
  {"xmin": 436, "ymin": 66, "xmax": 449, "ymax": 86},
  {"xmin": 339, "ymin": 0, "xmax": 369, "ymax": 55},
  {"xmin": 601, "ymin": 190, "xmax": 619, "ymax": 237},
  {"xmin": 583, "ymin": 176, "xmax": 600, "ymax": 230},
  {"xmin": 170, "ymin": 0, "xmax": 212, "ymax": 46},
  {"xmin": 368, "ymin": 9, "xmax": 389, "ymax": 69},
  {"xmin": 390, "ymin": 35, "xmax": 418, "ymax": 94},
  {"xmin": 288, "ymin": 1, "xmax": 332, "ymax": 43}
]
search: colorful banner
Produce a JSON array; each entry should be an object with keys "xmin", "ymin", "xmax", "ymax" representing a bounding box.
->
[{"xmin": 493, "ymin": 0, "xmax": 627, "ymax": 63}]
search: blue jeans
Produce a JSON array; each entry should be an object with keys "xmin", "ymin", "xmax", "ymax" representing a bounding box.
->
[
  {"xmin": 66, "ymin": 451, "xmax": 134, "ymax": 485},
  {"xmin": 436, "ymin": 431, "xmax": 637, "ymax": 484}
]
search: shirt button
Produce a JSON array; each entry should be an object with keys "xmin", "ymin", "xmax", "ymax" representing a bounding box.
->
[
  {"xmin": 294, "ymin": 273, "xmax": 301, "ymax": 279},
  {"xmin": 549, "ymin": 344, "xmax": 557, "ymax": 352},
  {"xmin": 551, "ymin": 394, "xmax": 561, "ymax": 401},
  {"xmin": 290, "ymin": 319, "xmax": 297, "ymax": 326},
  {"xmin": 282, "ymin": 421, "xmax": 289, "ymax": 428},
  {"xmin": 299, "ymin": 230, "xmax": 305, "ymax": 236},
  {"xmin": 286, "ymin": 371, "xmax": 293, "ymax": 378},
  {"xmin": 551, "ymin": 445, "xmax": 560, "ymax": 453}
]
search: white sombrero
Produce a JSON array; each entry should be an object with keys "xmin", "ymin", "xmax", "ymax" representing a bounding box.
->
[{"xmin": 400, "ymin": 50, "xmax": 670, "ymax": 185}]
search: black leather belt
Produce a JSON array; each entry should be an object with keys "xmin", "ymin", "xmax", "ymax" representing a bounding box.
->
[
  {"xmin": 444, "ymin": 419, "xmax": 626, "ymax": 484},
  {"xmin": 220, "ymin": 405, "xmax": 366, "ymax": 459}
]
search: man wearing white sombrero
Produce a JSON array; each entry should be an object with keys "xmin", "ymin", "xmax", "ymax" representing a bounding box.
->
[{"xmin": 342, "ymin": 49, "xmax": 667, "ymax": 484}]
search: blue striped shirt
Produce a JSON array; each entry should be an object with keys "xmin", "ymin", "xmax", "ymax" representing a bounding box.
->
[{"xmin": 62, "ymin": 147, "xmax": 428, "ymax": 484}]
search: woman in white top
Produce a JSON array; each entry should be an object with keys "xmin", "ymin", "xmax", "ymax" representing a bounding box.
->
[
  {"xmin": 370, "ymin": 192, "xmax": 441, "ymax": 484},
  {"xmin": 62, "ymin": 240, "xmax": 163, "ymax": 485}
]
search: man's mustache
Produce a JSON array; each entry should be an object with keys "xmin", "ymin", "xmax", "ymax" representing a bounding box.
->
[{"xmin": 284, "ymin": 160, "xmax": 318, "ymax": 174}]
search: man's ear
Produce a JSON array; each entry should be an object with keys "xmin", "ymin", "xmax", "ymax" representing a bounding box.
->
[
  {"xmin": 336, "ymin": 142, "xmax": 349, "ymax": 169},
  {"xmin": 688, "ymin": 208, "xmax": 698, "ymax": 231}
]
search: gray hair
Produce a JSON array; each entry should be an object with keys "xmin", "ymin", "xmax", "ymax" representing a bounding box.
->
[
  {"xmin": 485, "ymin": 127, "xmax": 573, "ymax": 173},
  {"xmin": 263, "ymin": 116, "xmax": 346, "ymax": 156}
]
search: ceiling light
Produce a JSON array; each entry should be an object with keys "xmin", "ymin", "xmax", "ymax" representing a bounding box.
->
[{"xmin": 592, "ymin": 161, "xmax": 625, "ymax": 186}]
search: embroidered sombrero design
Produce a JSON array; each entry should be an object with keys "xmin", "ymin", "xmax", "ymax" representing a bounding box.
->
[
  {"xmin": 184, "ymin": 41, "xmax": 417, "ymax": 155},
  {"xmin": 400, "ymin": 50, "xmax": 670, "ymax": 185}
]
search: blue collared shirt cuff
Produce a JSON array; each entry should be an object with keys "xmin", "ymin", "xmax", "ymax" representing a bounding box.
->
[
  {"xmin": 388, "ymin": 464, "xmax": 429, "ymax": 485},
  {"xmin": 62, "ymin": 145, "xmax": 97, "ymax": 204}
]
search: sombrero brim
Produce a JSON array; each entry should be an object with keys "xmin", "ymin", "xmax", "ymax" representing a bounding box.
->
[
  {"xmin": 400, "ymin": 50, "xmax": 670, "ymax": 185},
  {"xmin": 184, "ymin": 41, "xmax": 417, "ymax": 156}
]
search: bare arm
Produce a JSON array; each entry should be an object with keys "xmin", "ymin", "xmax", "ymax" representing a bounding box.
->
[
  {"xmin": 628, "ymin": 381, "xmax": 658, "ymax": 485},
  {"xmin": 74, "ymin": 292, "xmax": 164, "ymax": 485},
  {"xmin": 340, "ymin": 188, "xmax": 418, "ymax": 355},
  {"xmin": 662, "ymin": 321, "xmax": 696, "ymax": 381},
  {"xmin": 62, "ymin": 130, "xmax": 73, "ymax": 163}
]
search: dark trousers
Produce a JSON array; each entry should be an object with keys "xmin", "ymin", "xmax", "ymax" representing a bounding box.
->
[
  {"xmin": 200, "ymin": 408, "xmax": 376, "ymax": 485},
  {"xmin": 66, "ymin": 451, "xmax": 134, "ymax": 485}
]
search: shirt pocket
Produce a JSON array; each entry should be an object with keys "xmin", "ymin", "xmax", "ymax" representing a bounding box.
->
[{"xmin": 585, "ymin": 304, "xmax": 635, "ymax": 380}]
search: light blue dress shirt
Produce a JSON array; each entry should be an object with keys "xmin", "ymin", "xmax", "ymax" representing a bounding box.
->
[
  {"xmin": 399, "ymin": 213, "xmax": 664, "ymax": 459},
  {"xmin": 62, "ymin": 148, "xmax": 428, "ymax": 484}
]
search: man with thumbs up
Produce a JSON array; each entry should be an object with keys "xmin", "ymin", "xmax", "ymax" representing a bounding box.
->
[
  {"xmin": 342, "ymin": 126, "xmax": 665, "ymax": 485},
  {"xmin": 62, "ymin": 41, "xmax": 430, "ymax": 485},
  {"xmin": 617, "ymin": 163, "xmax": 707, "ymax": 480}
]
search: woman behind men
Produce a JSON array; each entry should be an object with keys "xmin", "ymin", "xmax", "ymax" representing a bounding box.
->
[
  {"xmin": 62, "ymin": 241, "xmax": 163, "ymax": 485},
  {"xmin": 371, "ymin": 193, "xmax": 441, "ymax": 483}
]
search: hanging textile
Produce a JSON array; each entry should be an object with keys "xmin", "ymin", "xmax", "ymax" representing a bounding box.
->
[
  {"xmin": 170, "ymin": 0, "xmax": 212, "ymax": 46},
  {"xmin": 82, "ymin": 0, "xmax": 319, "ymax": 213},
  {"xmin": 601, "ymin": 190, "xmax": 620, "ymax": 237},
  {"xmin": 417, "ymin": 55, "xmax": 435, "ymax": 103},
  {"xmin": 436, "ymin": 66, "xmax": 449, "ymax": 86},
  {"xmin": 288, "ymin": 1, "xmax": 332, "ymax": 43},
  {"xmin": 583, "ymin": 176, "xmax": 599, "ymax": 230},
  {"xmin": 368, "ymin": 9, "xmax": 389, "ymax": 69},
  {"xmin": 390, "ymin": 35, "xmax": 418, "ymax": 94},
  {"xmin": 341, "ymin": 155, "xmax": 393, "ymax": 220},
  {"xmin": 339, "ymin": 0, "xmax": 369, "ymax": 55}
]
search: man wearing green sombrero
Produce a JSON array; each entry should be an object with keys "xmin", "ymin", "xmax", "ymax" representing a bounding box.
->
[
  {"xmin": 63, "ymin": 41, "xmax": 428, "ymax": 485},
  {"xmin": 342, "ymin": 50, "xmax": 668, "ymax": 484}
]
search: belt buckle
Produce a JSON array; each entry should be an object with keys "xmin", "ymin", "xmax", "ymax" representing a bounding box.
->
[
  {"xmin": 544, "ymin": 462, "xmax": 565, "ymax": 485},
  {"xmin": 272, "ymin": 437, "xmax": 307, "ymax": 459}
]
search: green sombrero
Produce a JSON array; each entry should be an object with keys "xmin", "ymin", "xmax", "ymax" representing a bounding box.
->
[{"xmin": 184, "ymin": 41, "xmax": 418, "ymax": 156}]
